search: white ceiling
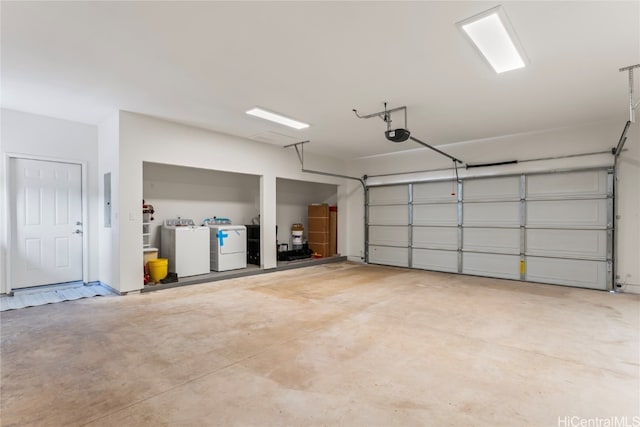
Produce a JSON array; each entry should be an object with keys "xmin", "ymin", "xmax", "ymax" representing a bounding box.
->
[{"xmin": 2, "ymin": 1, "xmax": 639, "ymax": 159}]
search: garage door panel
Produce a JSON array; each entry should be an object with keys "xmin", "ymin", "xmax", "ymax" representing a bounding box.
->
[
  {"xmin": 463, "ymin": 202, "xmax": 520, "ymax": 227},
  {"xmin": 413, "ymin": 226, "xmax": 458, "ymax": 250},
  {"xmin": 369, "ymin": 186, "xmax": 409, "ymax": 205},
  {"xmin": 463, "ymin": 253, "xmax": 520, "ymax": 280},
  {"xmin": 413, "ymin": 181, "xmax": 458, "ymax": 204},
  {"xmin": 367, "ymin": 169, "xmax": 611, "ymax": 290},
  {"xmin": 526, "ymin": 257, "xmax": 607, "ymax": 290},
  {"xmin": 527, "ymin": 170, "xmax": 608, "ymax": 199},
  {"xmin": 463, "ymin": 228, "xmax": 520, "ymax": 254},
  {"xmin": 413, "ymin": 248, "xmax": 458, "ymax": 273},
  {"xmin": 369, "ymin": 226, "xmax": 409, "ymax": 247},
  {"xmin": 413, "ymin": 204, "xmax": 457, "ymax": 226},
  {"xmin": 369, "ymin": 246, "xmax": 408, "ymax": 267},
  {"xmin": 463, "ymin": 176, "xmax": 520, "ymax": 201},
  {"xmin": 526, "ymin": 199, "xmax": 608, "ymax": 229},
  {"xmin": 369, "ymin": 205, "xmax": 409, "ymax": 226},
  {"xmin": 526, "ymin": 229, "xmax": 607, "ymax": 260}
]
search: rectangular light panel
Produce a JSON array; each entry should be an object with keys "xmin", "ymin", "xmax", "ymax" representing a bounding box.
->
[
  {"xmin": 458, "ymin": 6, "xmax": 527, "ymax": 74},
  {"xmin": 246, "ymin": 107, "xmax": 309, "ymax": 130}
]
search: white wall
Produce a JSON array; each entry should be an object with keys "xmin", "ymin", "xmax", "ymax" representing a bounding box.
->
[
  {"xmin": 355, "ymin": 119, "xmax": 622, "ymax": 176},
  {"xmin": 116, "ymin": 111, "xmax": 352, "ymax": 293},
  {"xmin": 276, "ymin": 178, "xmax": 337, "ymax": 247},
  {"xmin": 0, "ymin": 109, "xmax": 99, "ymax": 293},
  {"xmin": 615, "ymin": 120, "xmax": 639, "ymax": 293},
  {"xmin": 97, "ymin": 112, "xmax": 120, "ymax": 291},
  {"xmin": 347, "ymin": 118, "xmax": 640, "ymax": 293},
  {"xmin": 6, "ymin": 109, "xmax": 632, "ymax": 295},
  {"xmin": 343, "ymin": 179, "xmax": 366, "ymax": 261},
  {"xmin": 143, "ymin": 162, "xmax": 260, "ymax": 248}
]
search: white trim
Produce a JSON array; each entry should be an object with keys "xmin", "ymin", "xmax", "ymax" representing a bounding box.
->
[
  {"xmin": 364, "ymin": 153, "xmax": 613, "ymax": 187},
  {"xmin": 4, "ymin": 153, "xmax": 89, "ymax": 293},
  {"xmin": 89, "ymin": 280, "xmax": 121, "ymax": 296},
  {"xmin": 2, "ymin": 155, "xmax": 8, "ymax": 294}
]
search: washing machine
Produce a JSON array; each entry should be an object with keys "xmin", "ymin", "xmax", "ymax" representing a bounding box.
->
[
  {"xmin": 161, "ymin": 219, "xmax": 210, "ymax": 277},
  {"xmin": 208, "ymin": 225, "xmax": 247, "ymax": 271}
]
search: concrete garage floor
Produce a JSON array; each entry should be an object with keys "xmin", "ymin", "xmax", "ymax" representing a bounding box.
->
[{"xmin": 1, "ymin": 262, "xmax": 639, "ymax": 426}]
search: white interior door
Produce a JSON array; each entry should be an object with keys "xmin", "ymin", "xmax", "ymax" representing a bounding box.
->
[{"xmin": 10, "ymin": 158, "xmax": 83, "ymax": 289}]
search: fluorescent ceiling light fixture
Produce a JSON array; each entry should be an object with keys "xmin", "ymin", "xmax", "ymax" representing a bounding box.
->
[
  {"xmin": 246, "ymin": 107, "xmax": 309, "ymax": 130},
  {"xmin": 458, "ymin": 6, "xmax": 527, "ymax": 73}
]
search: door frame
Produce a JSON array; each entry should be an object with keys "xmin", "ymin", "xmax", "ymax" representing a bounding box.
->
[{"xmin": 3, "ymin": 153, "xmax": 89, "ymax": 294}]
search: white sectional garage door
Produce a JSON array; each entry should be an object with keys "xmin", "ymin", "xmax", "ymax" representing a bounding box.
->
[
  {"xmin": 462, "ymin": 175, "xmax": 522, "ymax": 280},
  {"xmin": 523, "ymin": 170, "xmax": 611, "ymax": 289},
  {"xmin": 412, "ymin": 181, "xmax": 459, "ymax": 273},
  {"xmin": 366, "ymin": 169, "xmax": 612, "ymax": 290},
  {"xmin": 368, "ymin": 185, "xmax": 409, "ymax": 267}
]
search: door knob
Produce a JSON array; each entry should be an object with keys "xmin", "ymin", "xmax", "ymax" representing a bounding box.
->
[{"xmin": 74, "ymin": 229, "xmax": 83, "ymax": 234}]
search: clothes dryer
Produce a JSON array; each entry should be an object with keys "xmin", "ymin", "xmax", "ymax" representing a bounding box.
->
[{"xmin": 208, "ymin": 225, "xmax": 247, "ymax": 271}]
